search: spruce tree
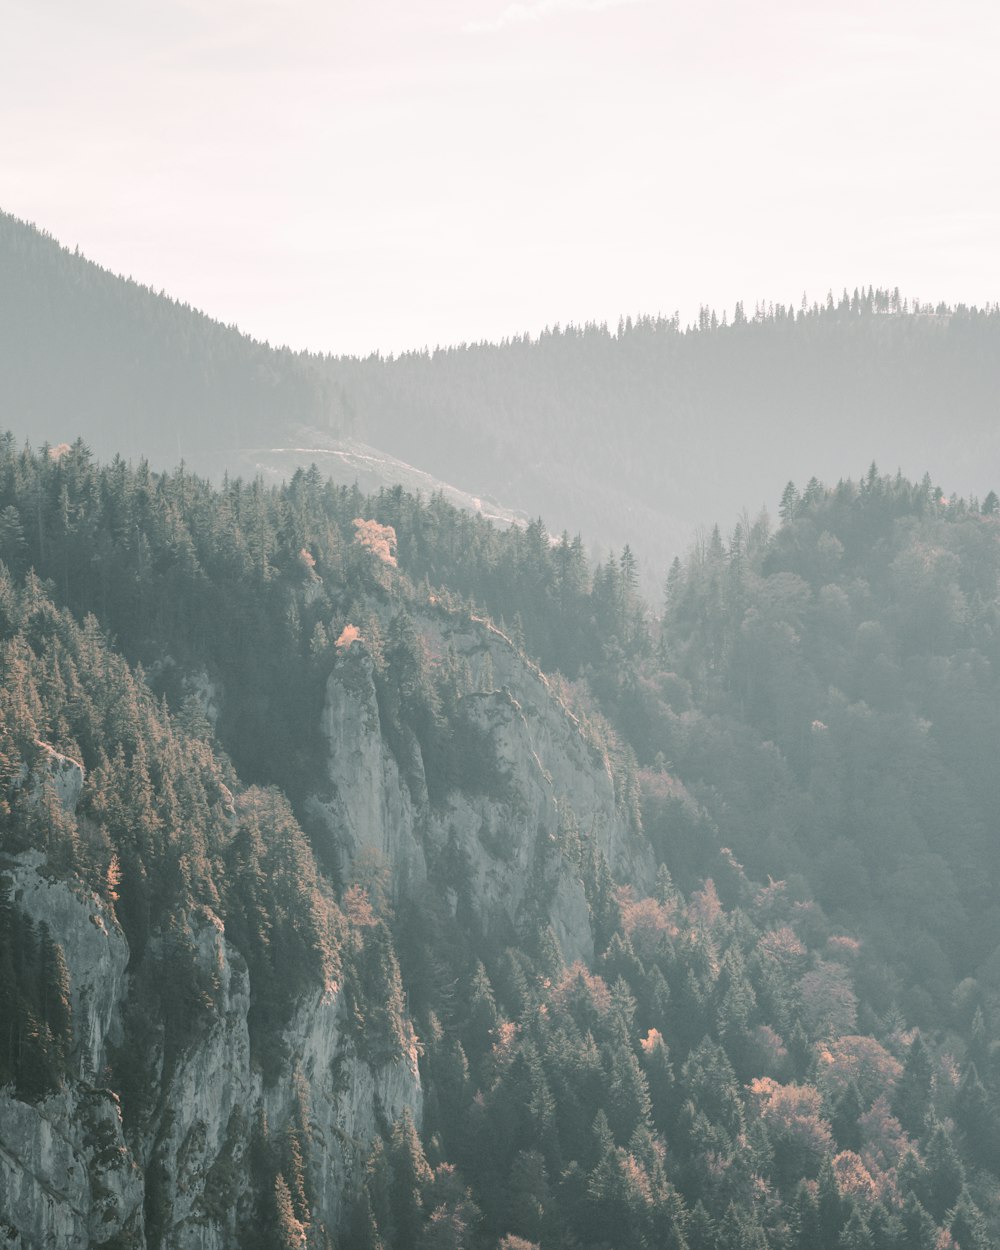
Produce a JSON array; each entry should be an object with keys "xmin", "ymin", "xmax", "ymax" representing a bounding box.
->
[{"xmin": 892, "ymin": 1033, "xmax": 933, "ymax": 1137}]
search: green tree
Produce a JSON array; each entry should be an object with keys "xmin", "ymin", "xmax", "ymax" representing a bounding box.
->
[{"xmin": 892, "ymin": 1033, "xmax": 933, "ymax": 1137}]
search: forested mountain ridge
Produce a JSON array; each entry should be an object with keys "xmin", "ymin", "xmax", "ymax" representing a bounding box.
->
[
  {"xmin": 6, "ymin": 209, "xmax": 1000, "ymax": 593},
  {"xmin": 0, "ymin": 440, "xmax": 998, "ymax": 1248},
  {"xmin": 326, "ymin": 293, "xmax": 1000, "ymax": 584},
  {"xmin": 0, "ymin": 211, "xmax": 340, "ymax": 464},
  {"xmin": 0, "ymin": 211, "xmax": 528, "ymax": 531}
]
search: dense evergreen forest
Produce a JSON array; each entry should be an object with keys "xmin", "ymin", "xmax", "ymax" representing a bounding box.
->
[
  {"xmin": 5, "ymin": 209, "xmax": 1000, "ymax": 594},
  {"xmin": 1, "ymin": 437, "xmax": 998, "ymax": 1248}
]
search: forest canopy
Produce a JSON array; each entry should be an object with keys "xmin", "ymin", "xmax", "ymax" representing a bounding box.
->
[{"xmin": 0, "ymin": 435, "xmax": 998, "ymax": 1249}]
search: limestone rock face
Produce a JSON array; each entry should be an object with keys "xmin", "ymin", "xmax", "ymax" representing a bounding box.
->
[
  {"xmin": 312, "ymin": 611, "xmax": 652, "ymax": 966},
  {"xmin": 140, "ymin": 912, "xmax": 257, "ymax": 1250},
  {"xmin": 17, "ymin": 740, "xmax": 85, "ymax": 815},
  {"xmin": 0, "ymin": 1085, "xmax": 145, "ymax": 1250},
  {"xmin": 312, "ymin": 648, "xmax": 427, "ymax": 897},
  {"xmin": 261, "ymin": 986, "xmax": 421, "ymax": 1242},
  {"xmin": 424, "ymin": 685, "xmax": 593, "ymax": 965},
  {"xmin": 440, "ymin": 616, "xmax": 647, "ymax": 886},
  {"xmin": 0, "ymin": 856, "xmax": 141, "ymax": 1249},
  {"xmin": 0, "ymin": 868, "xmax": 421, "ymax": 1250},
  {"xmin": 148, "ymin": 912, "xmax": 421, "ymax": 1250},
  {"xmin": 6, "ymin": 852, "xmax": 128, "ymax": 1078},
  {"xmin": 184, "ymin": 669, "xmax": 222, "ymax": 728}
]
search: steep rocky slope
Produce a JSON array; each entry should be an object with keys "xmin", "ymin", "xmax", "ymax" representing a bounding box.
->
[
  {"xmin": 1, "ymin": 849, "xmax": 422, "ymax": 1249},
  {"xmin": 311, "ymin": 611, "xmax": 650, "ymax": 967},
  {"xmin": 0, "ymin": 598, "xmax": 647, "ymax": 1249}
]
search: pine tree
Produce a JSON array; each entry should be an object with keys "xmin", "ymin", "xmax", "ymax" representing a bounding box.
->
[
  {"xmin": 779, "ymin": 481, "xmax": 800, "ymax": 523},
  {"xmin": 686, "ymin": 1200, "xmax": 715, "ymax": 1250},
  {"xmin": 865, "ymin": 1202, "xmax": 904, "ymax": 1250},
  {"xmin": 899, "ymin": 1194, "xmax": 938, "ymax": 1250},
  {"xmin": 274, "ymin": 1173, "xmax": 307, "ymax": 1250},
  {"xmin": 607, "ymin": 1038, "xmax": 652, "ymax": 1144},
  {"xmin": 831, "ymin": 1080, "xmax": 863, "ymax": 1152},
  {"xmin": 953, "ymin": 1064, "xmax": 999, "ymax": 1174},
  {"xmin": 838, "ymin": 1206, "xmax": 873, "ymax": 1250},
  {"xmin": 921, "ymin": 1120, "xmax": 964, "ymax": 1222},
  {"xmin": 461, "ymin": 961, "xmax": 498, "ymax": 1060},
  {"xmin": 716, "ymin": 1201, "xmax": 767, "ymax": 1250},
  {"xmin": 38, "ymin": 925, "xmax": 72, "ymax": 1069},
  {"xmin": 892, "ymin": 1033, "xmax": 933, "ymax": 1137},
  {"xmin": 817, "ymin": 1157, "xmax": 848, "ymax": 1249},
  {"xmin": 346, "ymin": 1185, "xmax": 385, "ymax": 1250},
  {"xmin": 789, "ymin": 1178, "xmax": 822, "ymax": 1250},
  {"xmin": 388, "ymin": 1109, "xmax": 432, "ymax": 1250},
  {"xmin": 948, "ymin": 1187, "xmax": 988, "ymax": 1250}
]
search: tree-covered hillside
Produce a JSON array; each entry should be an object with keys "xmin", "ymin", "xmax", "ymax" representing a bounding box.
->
[
  {"xmin": 6, "ymin": 209, "xmax": 1000, "ymax": 594},
  {"xmin": 330, "ymin": 295, "xmax": 1000, "ymax": 583},
  {"xmin": 0, "ymin": 439, "xmax": 998, "ymax": 1248},
  {"xmin": 0, "ymin": 212, "xmax": 340, "ymax": 465}
]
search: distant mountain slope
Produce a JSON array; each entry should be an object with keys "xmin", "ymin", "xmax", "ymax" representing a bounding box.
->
[
  {"xmin": 330, "ymin": 296, "xmax": 1000, "ymax": 584},
  {"xmin": 0, "ymin": 211, "xmax": 533, "ymax": 538},
  {"xmin": 0, "ymin": 210, "xmax": 341, "ymax": 464},
  {"xmin": 5, "ymin": 210, "xmax": 1000, "ymax": 590},
  {"xmin": 201, "ymin": 435, "xmax": 529, "ymax": 529}
]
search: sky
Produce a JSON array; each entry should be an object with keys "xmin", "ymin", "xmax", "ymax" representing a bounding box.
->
[{"xmin": 3, "ymin": 0, "xmax": 999, "ymax": 356}]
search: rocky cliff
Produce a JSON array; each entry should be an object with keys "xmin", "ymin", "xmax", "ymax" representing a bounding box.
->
[
  {"xmin": 1, "ymin": 829, "xmax": 143, "ymax": 1249},
  {"xmin": 1, "ymin": 603, "xmax": 649, "ymax": 1248},
  {"xmin": 0, "ymin": 755, "xmax": 421, "ymax": 1249},
  {"xmin": 311, "ymin": 609, "xmax": 652, "ymax": 967}
]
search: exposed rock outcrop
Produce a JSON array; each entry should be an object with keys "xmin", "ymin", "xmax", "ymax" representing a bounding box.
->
[
  {"xmin": 313, "ymin": 649, "xmax": 427, "ymax": 897},
  {"xmin": 15, "ymin": 740, "xmax": 85, "ymax": 816},
  {"xmin": 148, "ymin": 912, "xmax": 420, "ymax": 1250},
  {"xmin": 0, "ymin": 863, "xmax": 421, "ymax": 1250},
  {"xmin": 6, "ymin": 852, "xmax": 127, "ymax": 1079},
  {"xmin": 311, "ymin": 610, "xmax": 652, "ymax": 966},
  {"xmin": 0, "ymin": 1085, "xmax": 144, "ymax": 1250},
  {"xmin": 1, "ymin": 607, "xmax": 645, "ymax": 1248},
  {"xmin": 0, "ymin": 855, "xmax": 141, "ymax": 1249}
]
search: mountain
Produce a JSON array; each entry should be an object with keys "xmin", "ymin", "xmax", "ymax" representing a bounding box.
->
[
  {"xmin": 0, "ymin": 210, "xmax": 530, "ymax": 539},
  {"xmin": 0, "ymin": 440, "xmax": 998, "ymax": 1249},
  {"xmin": 0, "ymin": 211, "xmax": 338, "ymax": 465},
  {"xmin": 327, "ymin": 296, "xmax": 1000, "ymax": 588},
  {"xmin": 6, "ymin": 210, "xmax": 1000, "ymax": 594}
]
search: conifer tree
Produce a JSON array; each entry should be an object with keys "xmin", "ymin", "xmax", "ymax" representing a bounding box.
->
[
  {"xmin": 389, "ymin": 1109, "xmax": 433, "ymax": 1250},
  {"xmin": 38, "ymin": 926, "xmax": 72, "ymax": 1067},
  {"xmin": 921, "ymin": 1120, "xmax": 965, "ymax": 1222},
  {"xmin": 274, "ymin": 1174, "xmax": 306, "ymax": 1250},
  {"xmin": 900, "ymin": 1194, "xmax": 938, "ymax": 1250},
  {"xmin": 949, "ymin": 1187, "xmax": 989, "ymax": 1250},
  {"xmin": 838, "ymin": 1206, "xmax": 874, "ymax": 1250}
]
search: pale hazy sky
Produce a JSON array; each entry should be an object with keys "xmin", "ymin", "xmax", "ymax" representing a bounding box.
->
[{"xmin": 3, "ymin": 0, "xmax": 999, "ymax": 355}]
